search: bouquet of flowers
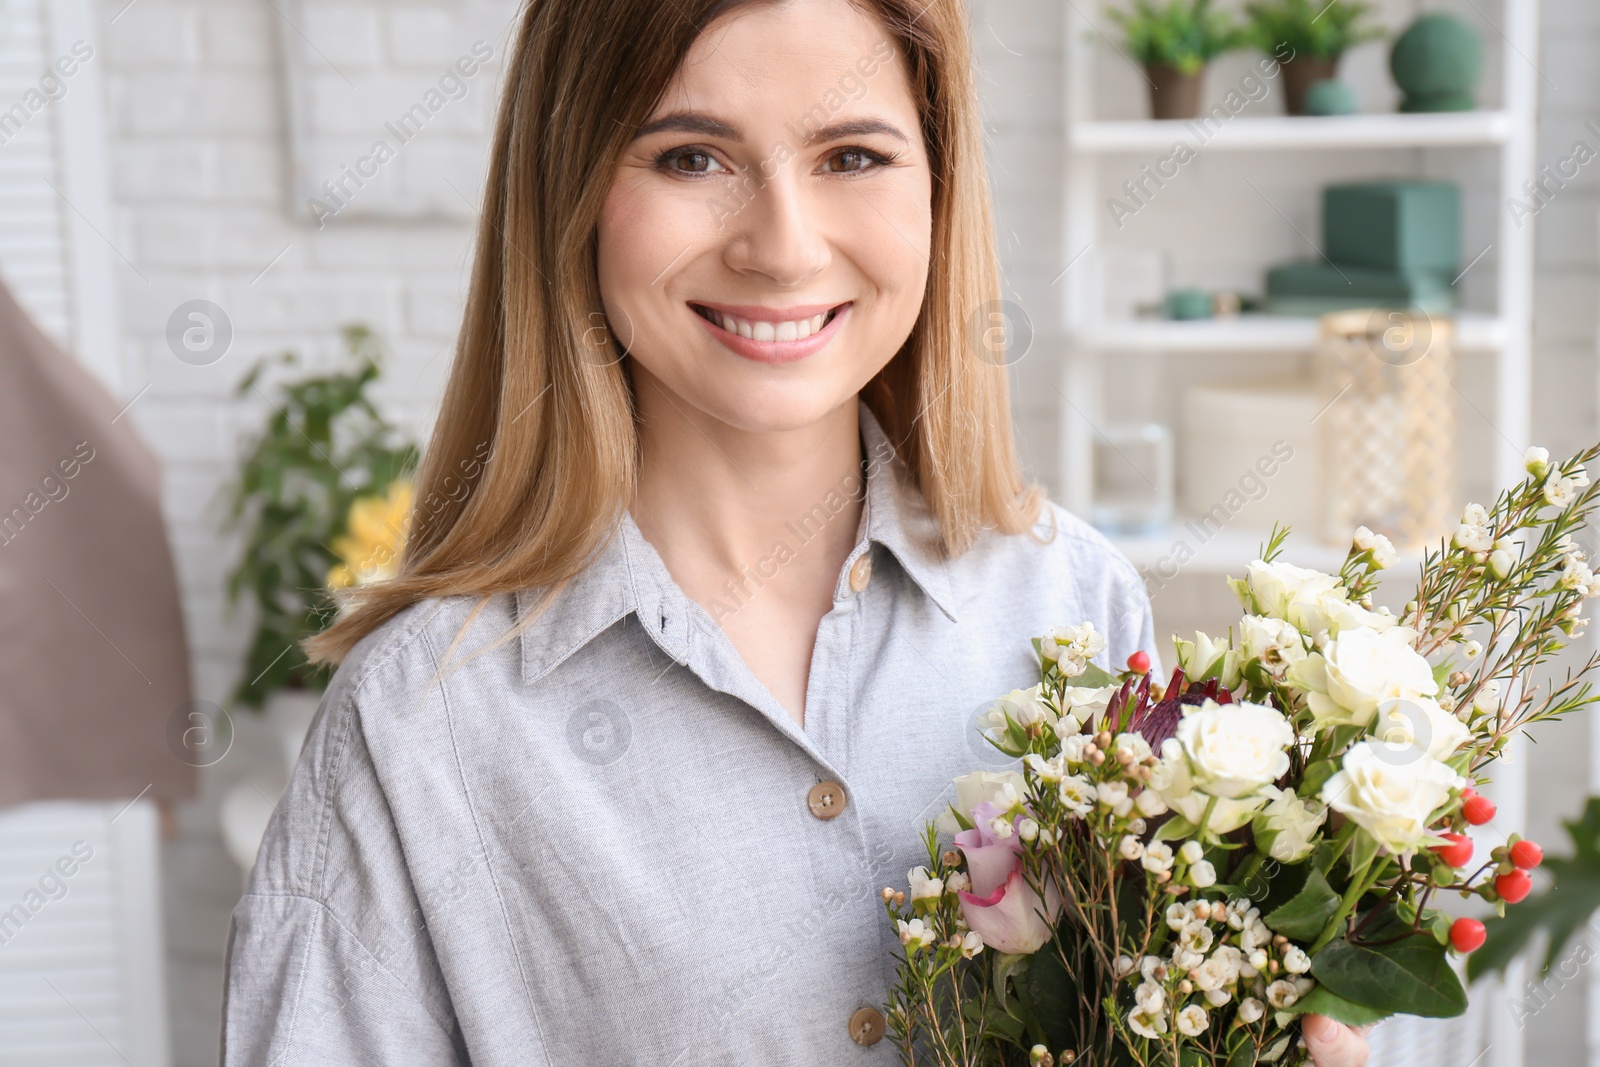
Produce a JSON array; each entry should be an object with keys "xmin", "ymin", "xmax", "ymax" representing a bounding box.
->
[{"xmin": 883, "ymin": 445, "xmax": 1600, "ymax": 1066}]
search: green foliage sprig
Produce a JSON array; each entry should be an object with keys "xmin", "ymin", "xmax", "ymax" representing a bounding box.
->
[
  {"xmin": 1107, "ymin": 0, "xmax": 1247, "ymax": 75},
  {"xmin": 223, "ymin": 325, "xmax": 418, "ymax": 709},
  {"xmin": 1243, "ymin": 0, "xmax": 1384, "ymax": 60}
]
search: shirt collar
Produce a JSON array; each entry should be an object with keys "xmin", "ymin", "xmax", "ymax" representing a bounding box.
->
[{"xmin": 515, "ymin": 398, "xmax": 958, "ymax": 684}]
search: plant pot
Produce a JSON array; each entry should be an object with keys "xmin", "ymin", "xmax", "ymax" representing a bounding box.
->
[
  {"xmin": 1281, "ymin": 54, "xmax": 1340, "ymax": 116},
  {"xmin": 1145, "ymin": 64, "xmax": 1205, "ymax": 121}
]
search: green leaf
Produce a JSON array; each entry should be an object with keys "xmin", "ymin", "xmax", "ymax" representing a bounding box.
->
[
  {"xmin": 1347, "ymin": 827, "xmax": 1381, "ymax": 875},
  {"xmin": 1311, "ymin": 931, "xmax": 1468, "ymax": 1018},
  {"xmin": 1300, "ymin": 759, "xmax": 1338, "ymax": 799},
  {"xmin": 1077, "ymin": 661, "xmax": 1118, "ymax": 689},
  {"xmin": 1153, "ymin": 815, "xmax": 1198, "ymax": 843},
  {"xmin": 1264, "ymin": 866, "xmax": 1340, "ymax": 940},
  {"xmin": 1018, "ymin": 946, "xmax": 1078, "ymax": 1054},
  {"xmin": 1288, "ymin": 985, "xmax": 1392, "ymax": 1027}
]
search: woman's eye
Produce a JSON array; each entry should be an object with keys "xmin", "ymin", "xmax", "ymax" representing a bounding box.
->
[
  {"xmin": 825, "ymin": 147, "xmax": 898, "ymax": 175},
  {"xmin": 656, "ymin": 148, "xmax": 727, "ymax": 176}
]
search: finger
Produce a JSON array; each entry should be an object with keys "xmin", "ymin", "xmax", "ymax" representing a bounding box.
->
[{"xmin": 1303, "ymin": 1014, "xmax": 1369, "ymax": 1067}]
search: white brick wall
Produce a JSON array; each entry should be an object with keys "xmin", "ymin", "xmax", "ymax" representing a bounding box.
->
[{"xmin": 83, "ymin": 0, "xmax": 1600, "ymax": 1062}]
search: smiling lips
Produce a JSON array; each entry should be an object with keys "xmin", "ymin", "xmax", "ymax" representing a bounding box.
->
[{"xmin": 689, "ymin": 300, "xmax": 852, "ymax": 364}]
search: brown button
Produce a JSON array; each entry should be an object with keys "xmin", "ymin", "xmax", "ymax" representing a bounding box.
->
[
  {"xmin": 848, "ymin": 1006, "xmax": 886, "ymax": 1046},
  {"xmin": 848, "ymin": 553, "xmax": 873, "ymax": 593},
  {"xmin": 807, "ymin": 780, "xmax": 846, "ymax": 820}
]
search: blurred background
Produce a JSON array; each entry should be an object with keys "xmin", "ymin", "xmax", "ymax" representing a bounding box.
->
[{"xmin": 0, "ymin": 0, "xmax": 1594, "ymax": 1064}]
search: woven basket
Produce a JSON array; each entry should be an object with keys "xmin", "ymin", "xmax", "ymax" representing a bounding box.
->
[{"xmin": 1313, "ymin": 308, "xmax": 1457, "ymax": 551}]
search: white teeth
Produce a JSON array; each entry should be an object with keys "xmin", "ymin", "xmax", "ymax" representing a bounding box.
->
[{"xmin": 697, "ymin": 305, "xmax": 839, "ymax": 342}]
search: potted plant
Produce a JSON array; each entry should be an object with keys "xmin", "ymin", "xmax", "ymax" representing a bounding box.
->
[
  {"xmin": 218, "ymin": 324, "xmax": 418, "ymax": 869},
  {"xmin": 1245, "ymin": 0, "xmax": 1384, "ymax": 115},
  {"xmin": 1107, "ymin": 0, "xmax": 1245, "ymax": 121}
]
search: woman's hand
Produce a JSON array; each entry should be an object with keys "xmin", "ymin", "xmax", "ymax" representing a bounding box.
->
[{"xmin": 1303, "ymin": 1015, "xmax": 1371, "ymax": 1067}]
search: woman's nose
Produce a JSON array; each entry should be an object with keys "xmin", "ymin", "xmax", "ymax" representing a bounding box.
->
[{"xmin": 720, "ymin": 172, "xmax": 831, "ymax": 287}]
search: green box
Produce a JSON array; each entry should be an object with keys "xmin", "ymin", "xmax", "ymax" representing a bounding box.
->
[
  {"xmin": 1323, "ymin": 181, "xmax": 1460, "ymax": 274},
  {"xmin": 1265, "ymin": 262, "xmax": 1455, "ymax": 315}
]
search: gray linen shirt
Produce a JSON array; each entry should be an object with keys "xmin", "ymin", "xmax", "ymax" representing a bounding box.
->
[{"xmin": 221, "ymin": 400, "xmax": 1156, "ymax": 1066}]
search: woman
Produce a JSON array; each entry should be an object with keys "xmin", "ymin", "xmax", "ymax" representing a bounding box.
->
[{"xmin": 221, "ymin": 0, "xmax": 1369, "ymax": 1063}]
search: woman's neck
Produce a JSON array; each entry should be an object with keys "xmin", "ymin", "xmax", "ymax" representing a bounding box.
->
[{"xmin": 628, "ymin": 376, "xmax": 866, "ymax": 586}]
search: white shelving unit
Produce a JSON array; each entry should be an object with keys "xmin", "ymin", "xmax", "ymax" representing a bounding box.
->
[{"xmin": 1058, "ymin": 7, "xmax": 1540, "ymax": 1067}]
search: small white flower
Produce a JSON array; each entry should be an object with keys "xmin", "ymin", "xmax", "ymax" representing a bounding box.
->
[
  {"xmin": 1018, "ymin": 819, "xmax": 1039, "ymax": 843},
  {"xmin": 1462, "ymin": 639, "xmax": 1484, "ymax": 660},
  {"xmin": 1488, "ymin": 550, "xmax": 1514, "ymax": 580},
  {"xmin": 1116, "ymin": 734, "xmax": 1153, "ymax": 762},
  {"xmin": 908, "ymin": 866, "xmax": 943, "ymax": 903},
  {"xmin": 1282, "ymin": 946, "xmax": 1311, "ymax": 974},
  {"xmin": 1135, "ymin": 789, "xmax": 1168, "ymax": 817},
  {"xmin": 1238, "ymin": 997, "xmax": 1265, "ymax": 1024},
  {"xmin": 1473, "ymin": 679, "xmax": 1501, "ymax": 717},
  {"xmin": 1454, "ymin": 523, "xmax": 1493, "ymax": 552},
  {"xmin": 1525, "ymin": 446, "xmax": 1550, "ymax": 476},
  {"xmin": 1135, "ymin": 981, "xmax": 1166, "ymax": 1014},
  {"xmin": 946, "ymin": 871, "xmax": 970, "ymax": 894},
  {"xmin": 1265, "ymin": 979, "xmax": 1300, "ymax": 1010},
  {"xmin": 1166, "ymin": 902, "xmax": 1193, "ymax": 930},
  {"xmin": 1175, "ymin": 1004, "xmax": 1209, "ymax": 1037},
  {"xmin": 1353, "ymin": 525, "xmax": 1400, "ymax": 570},
  {"xmin": 1059, "ymin": 734, "xmax": 1089, "ymax": 764},
  {"xmin": 1040, "ymin": 623, "xmax": 1107, "ymax": 676},
  {"xmin": 1204, "ymin": 987, "xmax": 1231, "ymax": 1007},
  {"xmin": 1115, "ymin": 954, "xmax": 1136, "ymax": 977},
  {"xmin": 959, "ymin": 930, "xmax": 984, "ymax": 958},
  {"xmin": 1462, "ymin": 503, "xmax": 1490, "ymax": 527},
  {"xmin": 1140, "ymin": 956, "xmax": 1168, "ymax": 982},
  {"xmin": 1058, "ymin": 775, "xmax": 1096, "ymax": 817},
  {"xmin": 1142, "ymin": 841, "xmax": 1175, "ymax": 874},
  {"xmin": 988, "ymin": 814, "xmax": 1015, "ymax": 839},
  {"xmin": 1024, "ymin": 752, "xmax": 1064, "ymax": 783},
  {"xmin": 1128, "ymin": 1007, "xmax": 1167, "ymax": 1040},
  {"xmin": 1179, "ymin": 841, "xmax": 1205, "ymax": 864},
  {"xmin": 1189, "ymin": 860, "xmax": 1217, "ymax": 888},
  {"xmin": 1118, "ymin": 835, "xmax": 1145, "ymax": 861},
  {"xmin": 898, "ymin": 918, "xmax": 936, "ymax": 952},
  {"xmin": 1546, "ymin": 473, "xmax": 1579, "ymax": 508},
  {"xmin": 1179, "ymin": 922, "xmax": 1214, "ymax": 956},
  {"xmin": 1248, "ymin": 950, "xmax": 1269, "ymax": 973},
  {"xmin": 1112, "ymin": 797, "xmax": 1135, "ymax": 819},
  {"xmin": 1097, "ymin": 780, "xmax": 1130, "ymax": 808}
]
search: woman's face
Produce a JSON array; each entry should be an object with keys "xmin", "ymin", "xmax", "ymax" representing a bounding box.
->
[{"xmin": 596, "ymin": 0, "xmax": 933, "ymax": 435}]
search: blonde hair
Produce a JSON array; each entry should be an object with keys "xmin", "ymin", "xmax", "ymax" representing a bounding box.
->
[{"xmin": 304, "ymin": 0, "xmax": 1045, "ymax": 667}]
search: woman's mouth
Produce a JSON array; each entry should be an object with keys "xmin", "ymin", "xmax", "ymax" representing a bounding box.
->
[{"xmin": 688, "ymin": 300, "xmax": 852, "ymax": 365}]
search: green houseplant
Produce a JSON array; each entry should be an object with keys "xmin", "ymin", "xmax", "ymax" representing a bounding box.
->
[
  {"xmin": 1245, "ymin": 0, "xmax": 1384, "ymax": 115},
  {"xmin": 1107, "ymin": 0, "xmax": 1246, "ymax": 120},
  {"xmin": 223, "ymin": 324, "xmax": 418, "ymax": 711}
]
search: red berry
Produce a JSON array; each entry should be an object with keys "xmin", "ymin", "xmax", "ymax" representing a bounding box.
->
[
  {"xmin": 1461, "ymin": 790, "xmax": 1497, "ymax": 826},
  {"xmin": 1510, "ymin": 840, "xmax": 1544, "ymax": 869},
  {"xmin": 1431, "ymin": 833, "xmax": 1474, "ymax": 868},
  {"xmin": 1496, "ymin": 869, "xmax": 1533, "ymax": 904},
  {"xmin": 1127, "ymin": 651, "xmax": 1152, "ymax": 674},
  {"xmin": 1450, "ymin": 917, "xmax": 1487, "ymax": 953}
]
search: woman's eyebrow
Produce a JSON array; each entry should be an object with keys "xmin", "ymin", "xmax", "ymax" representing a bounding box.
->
[{"xmin": 632, "ymin": 110, "xmax": 909, "ymax": 147}]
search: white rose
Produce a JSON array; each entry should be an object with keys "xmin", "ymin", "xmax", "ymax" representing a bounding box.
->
[
  {"xmin": 1289, "ymin": 627, "xmax": 1439, "ymax": 730},
  {"xmin": 1175, "ymin": 699, "xmax": 1295, "ymax": 799},
  {"xmin": 1238, "ymin": 615, "xmax": 1308, "ymax": 678},
  {"xmin": 1372, "ymin": 696, "xmax": 1472, "ymax": 761},
  {"xmin": 936, "ymin": 770, "xmax": 1025, "ymax": 834},
  {"xmin": 1235, "ymin": 559, "xmax": 1342, "ymax": 621},
  {"xmin": 1251, "ymin": 786, "xmax": 1327, "ymax": 863},
  {"xmin": 1174, "ymin": 631, "xmax": 1242, "ymax": 687},
  {"xmin": 1294, "ymin": 596, "xmax": 1400, "ymax": 644},
  {"xmin": 1321, "ymin": 742, "xmax": 1467, "ymax": 854},
  {"xmin": 1154, "ymin": 744, "xmax": 1274, "ymax": 836}
]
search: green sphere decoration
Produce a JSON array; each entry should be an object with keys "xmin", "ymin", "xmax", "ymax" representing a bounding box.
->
[
  {"xmin": 1390, "ymin": 12, "xmax": 1482, "ymax": 113},
  {"xmin": 1304, "ymin": 79, "xmax": 1359, "ymax": 116}
]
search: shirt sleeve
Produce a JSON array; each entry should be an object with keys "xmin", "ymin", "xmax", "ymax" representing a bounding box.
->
[
  {"xmin": 1105, "ymin": 557, "xmax": 1161, "ymax": 677},
  {"xmin": 219, "ymin": 655, "xmax": 467, "ymax": 1067}
]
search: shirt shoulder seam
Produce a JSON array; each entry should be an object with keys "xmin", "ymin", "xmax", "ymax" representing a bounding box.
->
[{"xmin": 237, "ymin": 890, "xmax": 460, "ymax": 1042}]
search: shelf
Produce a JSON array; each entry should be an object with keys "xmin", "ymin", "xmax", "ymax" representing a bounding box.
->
[
  {"xmin": 1108, "ymin": 521, "xmax": 1424, "ymax": 578},
  {"xmin": 1070, "ymin": 111, "xmax": 1514, "ymax": 154},
  {"xmin": 1075, "ymin": 312, "xmax": 1508, "ymax": 354}
]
